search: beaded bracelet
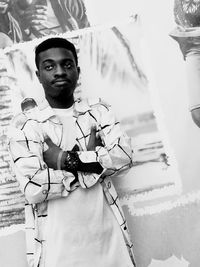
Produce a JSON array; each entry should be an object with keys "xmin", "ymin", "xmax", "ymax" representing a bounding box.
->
[{"xmin": 64, "ymin": 151, "xmax": 80, "ymax": 172}]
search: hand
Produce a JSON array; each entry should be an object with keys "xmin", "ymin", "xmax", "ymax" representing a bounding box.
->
[
  {"xmin": 43, "ymin": 135, "xmax": 103, "ymax": 174},
  {"xmin": 43, "ymin": 137, "xmax": 62, "ymax": 170},
  {"xmin": 43, "ymin": 137, "xmax": 79, "ymax": 170},
  {"xmin": 22, "ymin": 4, "xmax": 47, "ymax": 28},
  {"xmin": 87, "ymin": 125, "xmax": 103, "ymax": 151}
]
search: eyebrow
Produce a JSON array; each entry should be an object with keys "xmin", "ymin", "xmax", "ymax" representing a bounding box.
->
[{"xmin": 42, "ymin": 58, "xmax": 74, "ymax": 65}]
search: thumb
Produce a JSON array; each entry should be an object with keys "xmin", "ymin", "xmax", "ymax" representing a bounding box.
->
[
  {"xmin": 44, "ymin": 136, "xmax": 55, "ymax": 148},
  {"xmin": 91, "ymin": 124, "xmax": 97, "ymax": 135},
  {"xmin": 87, "ymin": 124, "xmax": 96, "ymax": 150},
  {"xmin": 89, "ymin": 124, "xmax": 96, "ymax": 141}
]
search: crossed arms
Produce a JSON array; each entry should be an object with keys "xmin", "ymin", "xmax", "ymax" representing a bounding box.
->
[{"xmin": 8, "ymin": 102, "xmax": 133, "ymax": 204}]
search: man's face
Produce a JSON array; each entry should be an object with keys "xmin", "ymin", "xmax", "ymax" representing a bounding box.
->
[{"xmin": 36, "ymin": 47, "xmax": 80, "ymax": 101}]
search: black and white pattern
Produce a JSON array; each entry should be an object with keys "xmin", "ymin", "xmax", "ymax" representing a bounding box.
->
[{"xmin": 8, "ymin": 97, "xmax": 136, "ymax": 267}]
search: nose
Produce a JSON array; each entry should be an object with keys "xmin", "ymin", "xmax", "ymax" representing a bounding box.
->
[{"xmin": 54, "ymin": 64, "xmax": 66, "ymax": 76}]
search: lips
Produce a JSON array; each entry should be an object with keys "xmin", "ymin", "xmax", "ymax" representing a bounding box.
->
[{"xmin": 52, "ymin": 79, "xmax": 70, "ymax": 85}]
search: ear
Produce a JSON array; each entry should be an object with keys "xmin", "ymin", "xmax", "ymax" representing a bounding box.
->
[
  {"xmin": 77, "ymin": 66, "xmax": 80, "ymax": 77},
  {"xmin": 36, "ymin": 70, "xmax": 41, "ymax": 83}
]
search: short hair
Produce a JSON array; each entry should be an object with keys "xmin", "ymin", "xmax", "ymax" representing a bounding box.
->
[{"xmin": 35, "ymin": 37, "xmax": 78, "ymax": 69}]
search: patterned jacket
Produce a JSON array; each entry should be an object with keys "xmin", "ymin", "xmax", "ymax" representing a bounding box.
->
[{"xmin": 8, "ymin": 97, "xmax": 136, "ymax": 267}]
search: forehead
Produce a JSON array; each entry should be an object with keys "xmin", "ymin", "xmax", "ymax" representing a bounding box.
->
[{"xmin": 38, "ymin": 47, "xmax": 76, "ymax": 65}]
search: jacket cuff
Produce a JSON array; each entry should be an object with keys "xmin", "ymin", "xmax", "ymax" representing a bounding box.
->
[
  {"xmin": 61, "ymin": 171, "xmax": 79, "ymax": 196},
  {"xmin": 77, "ymin": 147, "xmax": 112, "ymax": 188}
]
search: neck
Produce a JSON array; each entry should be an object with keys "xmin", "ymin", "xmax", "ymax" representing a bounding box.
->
[{"xmin": 46, "ymin": 95, "xmax": 75, "ymax": 109}]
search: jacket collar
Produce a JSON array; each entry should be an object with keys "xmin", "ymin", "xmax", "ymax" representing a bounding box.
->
[{"xmin": 35, "ymin": 97, "xmax": 92, "ymax": 122}]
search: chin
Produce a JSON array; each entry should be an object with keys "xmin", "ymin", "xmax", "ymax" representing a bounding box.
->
[{"xmin": 56, "ymin": 91, "xmax": 74, "ymax": 99}]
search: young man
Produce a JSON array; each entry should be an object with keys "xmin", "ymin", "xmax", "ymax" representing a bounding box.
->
[{"xmin": 8, "ymin": 37, "xmax": 136, "ymax": 267}]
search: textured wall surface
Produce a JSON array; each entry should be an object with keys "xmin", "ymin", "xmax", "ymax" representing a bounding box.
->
[
  {"xmin": 1, "ymin": 1, "xmax": 200, "ymax": 267},
  {"xmin": 1, "ymin": 199, "xmax": 200, "ymax": 267}
]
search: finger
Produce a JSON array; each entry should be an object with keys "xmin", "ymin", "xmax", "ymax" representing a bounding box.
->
[
  {"xmin": 33, "ymin": 10, "xmax": 47, "ymax": 16},
  {"xmin": 26, "ymin": 5, "xmax": 47, "ymax": 10},
  {"xmin": 44, "ymin": 136, "xmax": 55, "ymax": 148},
  {"xmin": 88, "ymin": 125, "xmax": 96, "ymax": 142},
  {"xmin": 87, "ymin": 125, "xmax": 96, "ymax": 150},
  {"xmin": 34, "ymin": 8, "xmax": 47, "ymax": 13},
  {"xmin": 31, "ymin": 20, "xmax": 46, "ymax": 27},
  {"xmin": 35, "ymin": 5, "xmax": 48, "ymax": 10},
  {"xmin": 31, "ymin": 16, "xmax": 47, "ymax": 22},
  {"xmin": 90, "ymin": 124, "xmax": 97, "ymax": 136},
  {"xmin": 24, "ymin": 8, "xmax": 47, "ymax": 16}
]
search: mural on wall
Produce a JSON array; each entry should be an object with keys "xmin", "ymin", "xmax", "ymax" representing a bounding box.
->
[
  {"xmin": 77, "ymin": 19, "xmax": 182, "ymax": 206},
  {"xmin": 0, "ymin": 0, "xmax": 90, "ymax": 48},
  {"xmin": 0, "ymin": 18, "xmax": 181, "ymax": 230},
  {"xmin": 3, "ymin": 1, "xmax": 200, "ymax": 266}
]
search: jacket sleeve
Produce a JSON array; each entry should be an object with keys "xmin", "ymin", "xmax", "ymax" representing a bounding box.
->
[
  {"xmin": 7, "ymin": 117, "xmax": 78, "ymax": 205},
  {"xmin": 96, "ymin": 102, "xmax": 133, "ymax": 176},
  {"xmin": 77, "ymin": 101, "xmax": 133, "ymax": 188}
]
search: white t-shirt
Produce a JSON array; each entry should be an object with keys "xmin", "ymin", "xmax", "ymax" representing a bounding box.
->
[{"xmin": 43, "ymin": 107, "xmax": 133, "ymax": 267}]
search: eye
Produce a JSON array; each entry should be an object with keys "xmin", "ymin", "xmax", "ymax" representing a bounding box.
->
[
  {"xmin": 44, "ymin": 64, "xmax": 54, "ymax": 71},
  {"xmin": 64, "ymin": 63, "xmax": 72, "ymax": 69},
  {"xmin": 64, "ymin": 62, "xmax": 75, "ymax": 69}
]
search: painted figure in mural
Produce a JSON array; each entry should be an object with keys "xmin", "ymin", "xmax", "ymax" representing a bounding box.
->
[
  {"xmin": 15, "ymin": 0, "xmax": 90, "ymax": 39},
  {"xmin": 0, "ymin": 0, "xmax": 90, "ymax": 47},
  {"xmin": 0, "ymin": 0, "xmax": 23, "ymax": 47},
  {"xmin": 7, "ymin": 37, "xmax": 136, "ymax": 267},
  {"xmin": 174, "ymin": 0, "xmax": 200, "ymax": 27},
  {"xmin": 171, "ymin": 0, "xmax": 200, "ymax": 128}
]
